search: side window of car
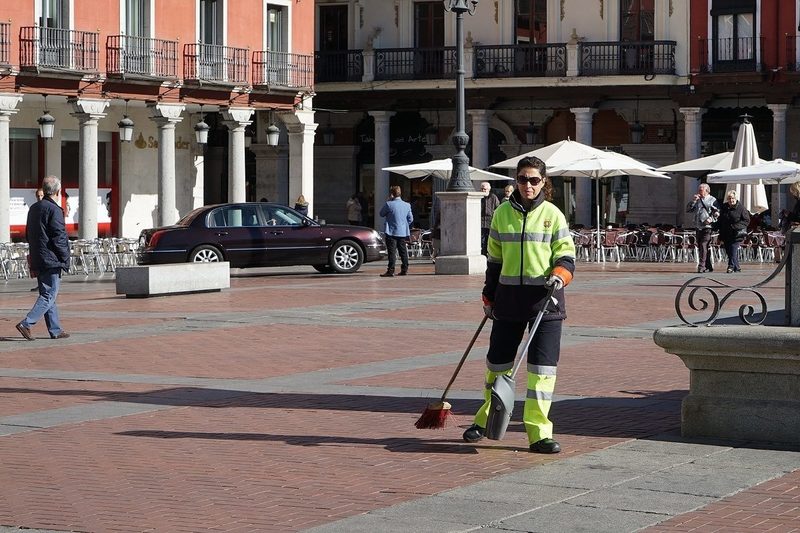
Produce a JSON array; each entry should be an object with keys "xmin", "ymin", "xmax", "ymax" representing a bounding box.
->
[
  {"xmin": 208, "ymin": 208, "xmax": 227, "ymax": 228},
  {"xmin": 272, "ymin": 207, "xmax": 303, "ymax": 227}
]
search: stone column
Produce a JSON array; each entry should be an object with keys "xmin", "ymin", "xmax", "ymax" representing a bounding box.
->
[
  {"xmin": 679, "ymin": 107, "xmax": 706, "ymax": 227},
  {"xmin": 369, "ymin": 110, "xmax": 395, "ymax": 231},
  {"xmin": 768, "ymin": 103, "xmax": 789, "ymax": 224},
  {"xmin": 69, "ymin": 98, "xmax": 109, "ymax": 239},
  {"xmin": 148, "ymin": 103, "xmax": 185, "ymax": 226},
  {"xmin": 221, "ymin": 107, "xmax": 254, "ymax": 204},
  {"xmin": 279, "ymin": 108, "xmax": 317, "ymax": 218},
  {"xmin": 467, "ymin": 109, "xmax": 492, "ymax": 171},
  {"xmin": 0, "ymin": 94, "xmax": 22, "ymax": 243},
  {"xmin": 570, "ymin": 107, "xmax": 596, "ymax": 226}
]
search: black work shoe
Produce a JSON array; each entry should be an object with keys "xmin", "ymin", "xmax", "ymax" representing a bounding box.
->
[
  {"xmin": 462, "ymin": 424, "xmax": 485, "ymax": 443},
  {"xmin": 16, "ymin": 323, "xmax": 34, "ymax": 341},
  {"xmin": 398, "ymin": 270, "xmax": 408, "ymax": 276},
  {"xmin": 380, "ymin": 271, "xmax": 394, "ymax": 277},
  {"xmin": 529, "ymin": 438, "xmax": 561, "ymax": 454}
]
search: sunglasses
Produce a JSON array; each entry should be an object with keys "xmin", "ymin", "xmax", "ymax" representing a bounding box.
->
[{"xmin": 516, "ymin": 175, "xmax": 544, "ymax": 186}]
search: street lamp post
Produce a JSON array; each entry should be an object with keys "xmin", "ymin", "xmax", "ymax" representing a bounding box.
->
[
  {"xmin": 444, "ymin": 0, "xmax": 478, "ymax": 192},
  {"xmin": 436, "ymin": 0, "xmax": 486, "ymax": 275}
]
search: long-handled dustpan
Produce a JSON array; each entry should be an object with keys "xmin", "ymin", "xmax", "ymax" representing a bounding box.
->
[{"xmin": 484, "ymin": 286, "xmax": 557, "ymax": 441}]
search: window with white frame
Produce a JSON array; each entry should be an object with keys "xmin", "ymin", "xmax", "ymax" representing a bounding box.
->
[{"xmin": 265, "ymin": 1, "xmax": 290, "ymax": 85}]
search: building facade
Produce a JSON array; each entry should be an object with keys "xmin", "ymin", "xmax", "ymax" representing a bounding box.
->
[
  {"xmin": 312, "ymin": 0, "xmax": 799, "ymax": 230},
  {"xmin": 0, "ymin": 0, "xmax": 315, "ymax": 242}
]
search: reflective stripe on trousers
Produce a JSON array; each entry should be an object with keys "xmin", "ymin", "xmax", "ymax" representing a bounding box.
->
[{"xmin": 523, "ymin": 372, "xmax": 557, "ymax": 442}]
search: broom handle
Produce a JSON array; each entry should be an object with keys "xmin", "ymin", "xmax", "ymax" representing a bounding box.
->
[
  {"xmin": 510, "ymin": 285, "xmax": 556, "ymax": 381},
  {"xmin": 439, "ymin": 314, "xmax": 489, "ymax": 401}
]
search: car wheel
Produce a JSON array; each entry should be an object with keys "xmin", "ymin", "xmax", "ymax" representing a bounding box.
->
[
  {"xmin": 329, "ymin": 240, "xmax": 363, "ymax": 273},
  {"xmin": 190, "ymin": 245, "xmax": 223, "ymax": 263},
  {"xmin": 313, "ymin": 264, "xmax": 335, "ymax": 274}
]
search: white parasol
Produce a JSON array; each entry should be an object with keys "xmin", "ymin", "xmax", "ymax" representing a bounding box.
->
[
  {"xmin": 383, "ymin": 158, "xmax": 513, "ymax": 181},
  {"xmin": 548, "ymin": 151, "xmax": 670, "ymax": 262}
]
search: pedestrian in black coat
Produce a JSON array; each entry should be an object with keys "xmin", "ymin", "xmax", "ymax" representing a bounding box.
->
[{"xmin": 718, "ymin": 189, "xmax": 750, "ymax": 273}]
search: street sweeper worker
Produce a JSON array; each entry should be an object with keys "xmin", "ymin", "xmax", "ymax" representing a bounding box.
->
[{"xmin": 463, "ymin": 156, "xmax": 576, "ymax": 454}]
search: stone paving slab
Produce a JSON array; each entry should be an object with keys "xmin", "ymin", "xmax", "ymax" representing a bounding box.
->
[{"xmin": 0, "ymin": 261, "xmax": 797, "ymax": 532}]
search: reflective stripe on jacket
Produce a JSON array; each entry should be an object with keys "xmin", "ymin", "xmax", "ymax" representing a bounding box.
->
[
  {"xmin": 487, "ymin": 196, "xmax": 575, "ymax": 285},
  {"xmin": 483, "ymin": 191, "xmax": 576, "ymax": 322}
]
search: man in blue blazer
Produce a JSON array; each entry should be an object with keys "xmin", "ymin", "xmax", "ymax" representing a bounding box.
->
[
  {"xmin": 379, "ymin": 185, "xmax": 413, "ymax": 277},
  {"xmin": 16, "ymin": 175, "xmax": 71, "ymax": 340}
]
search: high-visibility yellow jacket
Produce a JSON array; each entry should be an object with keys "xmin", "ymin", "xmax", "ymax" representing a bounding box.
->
[{"xmin": 483, "ymin": 191, "xmax": 576, "ymax": 322}]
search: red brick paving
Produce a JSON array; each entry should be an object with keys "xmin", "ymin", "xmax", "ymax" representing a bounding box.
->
[{"xmin": 0, "ymin": 261, "xmax": 796, "ymax": 532}]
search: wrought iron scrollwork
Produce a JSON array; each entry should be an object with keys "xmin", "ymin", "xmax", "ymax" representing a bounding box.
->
[{"xmin": 675, "ymin": 241, "xmax": 789, "ymax": 326}]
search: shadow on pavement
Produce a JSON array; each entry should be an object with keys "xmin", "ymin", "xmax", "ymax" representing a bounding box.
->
[{"xmin": 0, "ymin": 385, "xmax": 684, "ymax": 441}]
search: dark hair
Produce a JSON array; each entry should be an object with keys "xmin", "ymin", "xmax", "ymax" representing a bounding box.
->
[{"xmin": 515, "ymin": 156, "xmax": 552, "ymax": 201}]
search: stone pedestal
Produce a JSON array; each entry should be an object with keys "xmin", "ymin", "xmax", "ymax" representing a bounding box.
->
[
  {"xmin": 434, "ymin": 191, "xmax": 486, "ymax": 275},
  {"xmin": 654, "ymin": 326, "xmax": 800, "ymax": 445}
]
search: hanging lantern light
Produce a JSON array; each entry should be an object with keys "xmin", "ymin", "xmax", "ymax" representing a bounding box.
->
[
  {"xmin": 194, "ymin": 104, "xmax": 210, "ymax": 145},
  {"xmin": 117, "ymin": 99, "xmax": 135, "ymax": 142},
  {"xmin": 38, "ymin": 95, "xmax": 55, "ymax": 140},
  {"xmin": 266, "ymin": 110, "xmax": 280, "ymax": 146}
]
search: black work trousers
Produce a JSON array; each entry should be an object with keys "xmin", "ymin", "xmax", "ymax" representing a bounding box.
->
[{"xmin": 487, "ymin": 318, "xmax": 562, "ymax": 369}]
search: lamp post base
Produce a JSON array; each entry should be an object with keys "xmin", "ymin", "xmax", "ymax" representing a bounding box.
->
[
  {"xmin": 434, "ymin": 191, "xmax": 486, "ymax": 275},
  {"xmin": 435, "ymin": 254, "xmax": 487, "ymax": 275}
]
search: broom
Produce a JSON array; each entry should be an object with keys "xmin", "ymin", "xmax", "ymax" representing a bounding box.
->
[{"xmin": 415, "ymin": 314, "xmax": 489, "ymax": 429}]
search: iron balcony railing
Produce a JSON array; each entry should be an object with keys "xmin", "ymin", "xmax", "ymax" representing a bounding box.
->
[
  {"xmin": 0, "ymin": 22, "xmax": 10, "ymax": 66},
  {"xmin": 315, "ymin": 50, "xmax": 363, "ymax": 82},
  {"xmin": 107, "ymin": 35, "xmax": 178, "ymax": 78},
  {"xmin": 580, "ymin": 40, "xmax": 676, "ymax": 75},
  {"xmin": 699, "ymin": 36, "xmax": 762, "ymax": 73},
  {"xmin": 474, "ymin": 43, "xmax": 567, "ymax": 77},
  {"xmin": 183, "ymin": 43, "xmax": 248, "ymax": 85},
  {"xmin": 375, "ymin": 47, "xmax": 457, "ymax": 80},
  {"xmin": 20, "ymin": 26, "xmax": 98, "ymax": 72},
  {"xmin": 786, "ymin": 34, "xmax": 798, "ymax": 71},
  {"xmin": 253, "ymin": 50, "xmax": 314, "ymax": 89}
]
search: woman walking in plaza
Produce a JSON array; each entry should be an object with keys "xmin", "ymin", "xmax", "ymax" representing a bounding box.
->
[{"xmin": 718, "ymin": 190, "xmax": 750, "ymax": 273}]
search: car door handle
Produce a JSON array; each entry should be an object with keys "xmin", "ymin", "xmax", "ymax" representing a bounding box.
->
[
  {"xmin": 268, "ymin": 231, "xmax": 284, "ymax": 235},
  {"xmin": 215, "ymin": 232, "xmax": 228, "ymax": 236}
]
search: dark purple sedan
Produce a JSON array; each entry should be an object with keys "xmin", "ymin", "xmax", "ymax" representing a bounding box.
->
[{"xmin": 137, "ymin": 202, "xmax": 386, "ymax": 273}]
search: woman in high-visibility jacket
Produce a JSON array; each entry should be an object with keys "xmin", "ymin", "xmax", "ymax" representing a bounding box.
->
[{"xmin": 463, "ymin": 156, "xmax": 576, "ymax": 453}]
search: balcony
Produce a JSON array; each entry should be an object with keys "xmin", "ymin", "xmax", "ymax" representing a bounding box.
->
[
  {"xmin": 20, "ymin": 26, "xmax": 98, "ymax": 73},
  {"xmin": 183, "ymin": 43, "xmax": 248, "ymax": 85},
  {"xmin": 315, "ymin": 50, "xmax": 363, "ymax": 83},
  {"xmin": 580, "ymin": 41, "xmax": 676, "ymax": 75},
  {"xmin": 252, "ymin": 51, "xmax": 314, "ymax": 90},
  {"xmin": 375, "ymin": 47, "xmax": 457, "ymax": 80},
  {"xmin": 474, "ymin": 43, "xmax": 566, "ymax": 77},
  {"xmin": 0, "ymin": 22, "xmax": 9, "ymax": 67},
  {"xmin": 699, "ymin": 37, "xmax": 762, "ymax": 73},
  {"xmin": 107, "ymin": 35, "xmax": 178, "ymax": 79}
]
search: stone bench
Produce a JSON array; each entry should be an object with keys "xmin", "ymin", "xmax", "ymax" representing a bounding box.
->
[
  {"xmin": 654, "ymin": 326, "xmax": 800, "ymax": 446},
  {"xmin": 115, "ymin": 262, "xmax": 230, "ymax": 298}
]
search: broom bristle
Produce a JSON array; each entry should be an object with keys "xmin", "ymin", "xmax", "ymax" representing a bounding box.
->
[{"xmin": 414, "ymin": 401, "xmax": 453, "ymax": 429}]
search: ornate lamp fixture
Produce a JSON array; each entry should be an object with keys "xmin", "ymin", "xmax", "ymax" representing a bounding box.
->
[
  {"xmin": 117, "ymin": 99, "xmax": 135, "ymax": 143},
  {"xmin": 194, "ymin": 105, "xmax": 210, "ymax": 145},
  {"xmin": 37, "ymin": 95, "xmax": 55, "ymax": 139},
  {"xmin": 266, "ymin": 110, "xmax": 280, "ymax": 146}
]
